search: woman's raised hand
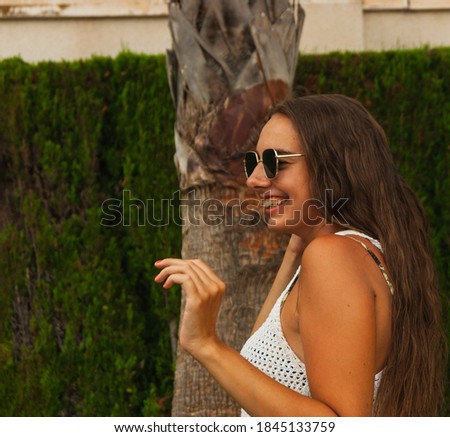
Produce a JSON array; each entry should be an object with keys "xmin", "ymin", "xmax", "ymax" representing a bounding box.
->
[
  {"xmin": 286, "ymin": 233, "xmax": 306, "ymax": 258},
  {"xmin": 154, "ymin": 259, "xmax": 225, "ymax": 356}
]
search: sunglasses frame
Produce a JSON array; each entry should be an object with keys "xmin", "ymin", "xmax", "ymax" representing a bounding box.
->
[{"xmin": 244, "ymin": 148, "xmax": 306, "ymax": 179}]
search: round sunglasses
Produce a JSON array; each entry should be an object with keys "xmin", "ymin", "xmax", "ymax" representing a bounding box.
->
[{"xmin": 243, "ymin": 148, "xmax": 306, "ymax": 179}]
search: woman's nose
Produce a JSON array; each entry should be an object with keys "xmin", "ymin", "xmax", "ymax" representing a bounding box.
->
[{"xmin": 246, "ymin": 162, "xmax": 271, "ymax": 190}]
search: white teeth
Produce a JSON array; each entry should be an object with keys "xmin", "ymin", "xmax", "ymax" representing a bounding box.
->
[{"xmin": 261, "ymin": 199, "xmax": 284, "ymax": 208}]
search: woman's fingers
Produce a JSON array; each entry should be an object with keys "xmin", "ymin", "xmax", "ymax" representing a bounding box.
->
[
  {"xmin": 287, "ymin": 233, "xmax": 306, "ymax": 256},
  {"xmin": 161, "ymin": 272, "xmax": 190, "ymax": 289},
  {"xmin": 183, "ymin": 260, "xmax": 225, "ymax": 297},
  {"xmin": 155, "ymin": 259, "xmax": 199, "ymax": 284},
  {"xmin": 191, "ymin": 259, "xmax": 226, "ymax": 289},
  {"xmin": 154, "ymin": 259, "xmax": 224, "ymax": 299},
  {"xmin": 153, "ymin": 258, "xmax": 225, "ymax": 354},
  {"xmin": 154, "ymin": 259, "xmax": 190, "ymax": 284}
]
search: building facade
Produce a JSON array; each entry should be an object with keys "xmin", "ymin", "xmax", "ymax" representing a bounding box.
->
[{"xmin": 0, "ymin": 0, "xmax": 449, "ymax": 62}]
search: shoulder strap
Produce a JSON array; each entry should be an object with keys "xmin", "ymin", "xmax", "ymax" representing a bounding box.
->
[
  {"xmin": 281, "ymin": 266, "xmax": 301, "ymax": 307},
  {"xmin": 344, "ymin": 236, "xmax": 394, "ymax": 295}
]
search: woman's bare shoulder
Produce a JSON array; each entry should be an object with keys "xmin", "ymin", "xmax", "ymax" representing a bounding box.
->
[
  {"xmin": 302, "ymin": 233, "xmax": 362, "ymax": 265},
  {"xmin": 300, "ymin": 233, "xmax": 375, "ymax": 302}
]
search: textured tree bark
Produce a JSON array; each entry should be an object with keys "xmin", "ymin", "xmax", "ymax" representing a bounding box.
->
[{"xmin": 167, "ymin": 0, "xmax": 304, "ymax": 416}]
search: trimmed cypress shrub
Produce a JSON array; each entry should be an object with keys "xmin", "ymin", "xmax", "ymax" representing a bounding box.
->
[{"xmin": 0, "ymin": 53, "xmax": 181, "ymax": 416}]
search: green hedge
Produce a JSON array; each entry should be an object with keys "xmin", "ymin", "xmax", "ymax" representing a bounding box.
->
[
  {"xmin": 0, "ymin": 54, "xmax": 181, "ymax": 416},
  {"xmin": 0, "ymin": 48, "xmax": 448, "ymax": 416}
]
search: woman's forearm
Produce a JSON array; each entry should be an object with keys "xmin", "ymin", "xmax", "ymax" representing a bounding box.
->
[
  {"xmin": 194, "ymin": 338, "xmax": 337, "ymax": 417},
  {"xmin": 251, "ymin": 243, "xmax": 302, "ymax": 334}
]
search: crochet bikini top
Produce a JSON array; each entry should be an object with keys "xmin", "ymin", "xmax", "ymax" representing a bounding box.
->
[{"xmin": 240, "ymin": 230, "xmax": 394, "ymax": 416}]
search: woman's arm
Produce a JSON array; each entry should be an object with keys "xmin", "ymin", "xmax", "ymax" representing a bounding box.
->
[
  {"xmin": 154, "ymin": 238, "xmax": 378, "ymax": 416},
  {"xmin": 193, "ymin": 337, "xmax": 338, "ymax": 417},
  {"xmin": 251, "ymin": 234, "xmax": 304, "ymax": 334},
  {"xmin": 154, "ymin": 257, "xmax": 336, "ymax": 417},
  {"xmin": 298, "ymin": 235, "xmax": 377, "ymax": 416}
]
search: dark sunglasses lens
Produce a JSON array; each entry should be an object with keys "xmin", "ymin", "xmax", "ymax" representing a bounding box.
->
[
  {"xmin": 244, "ymin": 152, "xmax": 258, "ymax": 177},
  {"xmin": 263, "ymin": 149, "xmax": 277, "ymax": 178}
]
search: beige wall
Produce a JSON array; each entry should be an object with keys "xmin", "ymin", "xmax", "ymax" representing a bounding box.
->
[
  {"xmin": 0, "ymin": 0, "xmax": 449, "ymax": 62},
  {"xmin": 0, "ymin": 0, "xmax": 168, "ymax": 17}
]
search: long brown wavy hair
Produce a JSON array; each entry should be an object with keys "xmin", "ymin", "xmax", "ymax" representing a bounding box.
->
[{"xmin": 272, "ymin": 94, "xmax": 448, "ymax": 416}]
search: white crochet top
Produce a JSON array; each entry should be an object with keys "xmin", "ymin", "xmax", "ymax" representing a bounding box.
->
[{"xmin": 240, "ymin": 230, "xmax": 390, "ymax": 416}]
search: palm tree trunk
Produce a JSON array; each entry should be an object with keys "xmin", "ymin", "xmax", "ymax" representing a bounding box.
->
[{"xmin": 166, "ymin": 0, "xmax": 304, "ymax": 416}]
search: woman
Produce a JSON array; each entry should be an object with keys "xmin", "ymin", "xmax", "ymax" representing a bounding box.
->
[{"xmin": 154, "ymin": 94, "xmax": 447, "ymax": 416}]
